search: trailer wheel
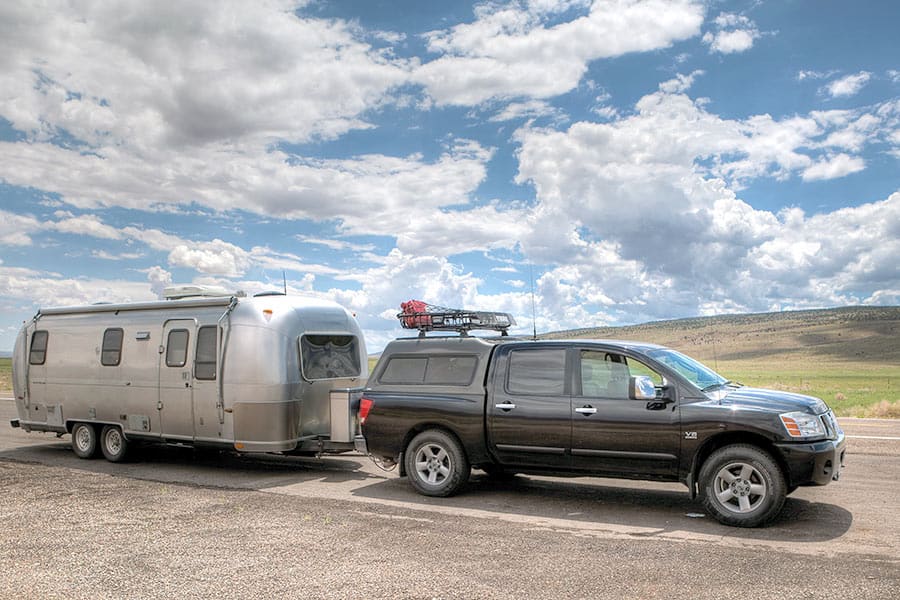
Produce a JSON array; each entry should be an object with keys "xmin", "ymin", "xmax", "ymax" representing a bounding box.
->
[
  {"xmin": 100, "ymin": 425, "xmax": 129, "ymax": 462},
  {"xmin": 699, "ymin": 444, "xmax": 786, "ymax": 527},
  {"xmin": 405, "ymin": 430, "xmax": 469, "ymax": 497},
  {"xmin": 71, "ymin": 423, "xmax": 99, "ymax": 459}
]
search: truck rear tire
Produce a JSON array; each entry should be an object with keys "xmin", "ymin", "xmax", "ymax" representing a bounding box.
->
[
  {"xmin": 405, "ymin": 430, "xmax": 470, "ymax": 497},
  {"xmin": 71, "ymin": 423, "xmax": 99, "ymax": 459},
  {"xmin": 100, "ymin": 425, "xmax": 129, "ymax": 463},
  {"xmin": 699, "ymin": 444, "xmax": 786, "ymax": 527}
]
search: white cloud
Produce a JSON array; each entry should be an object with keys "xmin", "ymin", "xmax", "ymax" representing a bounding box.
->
[
  {"xmin": 413, "ymin": 0, "xmax": 704, "ymax": 105},
  {"xmin": 145, "ymin": 266, "xmax": 173, "ymax": 300},
  {"xmin": 52, "ymin": 214, "xmax": 122, "ymax": 240},
  {"xmin": 801, "ymin": 153, "xmax": 865, "ymax": 181},
  {"xmin": 0, "ymin": 209, "xmax": 41, "ymax": 246},
  {"xmin": 489, "ymin": 100, "xmax": 564, "ymax": 122},
  {"xmin": 825, "ymin": 72, "xmax": 872, "ymax": 98},
  {"xmin": 702, "ymin": 13, "xmax": 760, "ymax": 54}
]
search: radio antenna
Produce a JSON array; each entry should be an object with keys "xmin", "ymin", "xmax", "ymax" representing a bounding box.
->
[
  {"xmin": 530, "ymin": 263, "xmax": 537, "ymax": 341},
  {"xmin": 282, "ymin": 271, "xmax": 287, "ymax": 295}
]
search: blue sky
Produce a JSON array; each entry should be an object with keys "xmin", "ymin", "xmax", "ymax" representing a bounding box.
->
[{"xmin": 0, "ymin": 0, "xmax": 898, "ymax": 352}]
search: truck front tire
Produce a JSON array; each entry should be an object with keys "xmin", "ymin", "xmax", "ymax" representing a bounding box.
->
[
  {"xmin": 71, "ymin": 423, "xmax": 99, "ymax": 459},
  {"xmin": 699, "ymin": 444, "xmax": 786, "ymax": 527},
  {"xmin": 405, "ymin": 430, "xmax": 470, "ymax": 497}
]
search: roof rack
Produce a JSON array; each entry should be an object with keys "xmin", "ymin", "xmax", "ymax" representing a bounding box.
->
[{"xmin": 397, "ymin": 300, "xmax": 516, "ymax": 336}]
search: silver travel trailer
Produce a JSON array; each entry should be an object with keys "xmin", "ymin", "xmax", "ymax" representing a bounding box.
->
[{"xmin": 10, "ymin": 287, "xmax": 368, "ymax": 462}]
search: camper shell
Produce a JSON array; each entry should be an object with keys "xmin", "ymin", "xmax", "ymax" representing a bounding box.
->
[{"xmin": 11, "ymin": 289, "xmax": 368, "ymax": 460}]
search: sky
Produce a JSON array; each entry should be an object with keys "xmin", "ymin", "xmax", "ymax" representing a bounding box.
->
[{"xmin": 0, "ymin": 0, "xmax": 898, "ymax": 353}]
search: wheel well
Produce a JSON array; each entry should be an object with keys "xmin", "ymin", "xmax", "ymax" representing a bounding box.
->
[{"xmin": 692, "ymin": 432, "xmax": 791, "ymax": 489}]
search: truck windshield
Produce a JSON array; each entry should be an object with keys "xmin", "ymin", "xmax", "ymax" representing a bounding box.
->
[
  {"xmin": 300, "ymin": 334, "xmax": 361, "ymax": 380},
  {"xmin": 644, "ymin": 348, "xmax": 728, "ymax": 392}
]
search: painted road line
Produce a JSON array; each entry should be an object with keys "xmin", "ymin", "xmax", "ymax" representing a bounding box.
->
[{"xmin": 846, "ymin": 435, "xmax": 900, "ymax": 441}]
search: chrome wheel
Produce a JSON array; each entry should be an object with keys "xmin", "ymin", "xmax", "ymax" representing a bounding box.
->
[
  {"xmin": 713, "ymin": 462, "xmax": 767, "ymax": 514},
  {"xmin": 414, "ymin": 443, "xmax": 452, "ymax": 486}
]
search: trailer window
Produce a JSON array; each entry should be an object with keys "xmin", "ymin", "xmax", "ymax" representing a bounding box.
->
[
  {"xmin": 165, "ymin": 329, "xmax": 190, "ymax": 368},
  {"xmin": 300, "ymin": 335, "xmax": 361, "ymax": 380},
  {"xmin": 195, "ymin": 326, "xmax": 217, "ymax": 380},
  {"xmin": 101, "ymin": 328, "xmax": 123, "ymax": 366},
  {"xmin": 29, "ymin": 330, "xmax": 49, "ymax": 365}
]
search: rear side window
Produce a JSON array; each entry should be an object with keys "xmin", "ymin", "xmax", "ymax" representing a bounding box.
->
[
  {"xmin": 300, "ymin": 335, "xmax": 361, "ymax": 380},
  {"xmin": 507, "ymin": 348, "xmax": 566, "ymax": 395},
  {"xmin": 195, "ymin": 326, "xmax": 217, "ymax": 380},
  {"xmin": 101, "ymin": 328, "xmax": 123, "ymax": 366},
  {"xmin": 29, "ymin": 330, "xmax": 49, "ymax": 365},
  {"xmin": 165, "ymin": 329, "xmax": 189, "ymax": 368},
  {"xmin": 379, "ymin": 355, "xmax": 478, "ymax": 385}
]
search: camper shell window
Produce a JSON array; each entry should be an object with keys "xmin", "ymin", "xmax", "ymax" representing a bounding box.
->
[
  {"xmin": 165, "ymin": 329, "xmax": 189, "ymax": 368},
  {"xmin": 379, "ymin": 355, "xmax": 478, "ymax": 386},
  {"xmin": 101, "ymin": 328, "xmax": 123, "ymax": 366},
  {"xmin": 195, "ymin": 326, "xmax": 217, "ymax": 380},
  {"xmin": 300, "ymin": 334, "xmax": 361, "ymax": 380},
  {"xmin": 29, "ymin": 330, "xmax": 48, "ymax": 365}
]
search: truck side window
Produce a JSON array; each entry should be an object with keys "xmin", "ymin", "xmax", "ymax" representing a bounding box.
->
[
  {"xmin": 29, "ymin": 330, "xmax": 49, "ymax": 365},
  {"xmin": 507, "ymin": 348, "xmax": 566, "ymax": 395},
  {"xmin": 165, "ymin": 329, "xmax": 189, "ymax": 368},
  {"xmin": 580, "ymin": 351, "xmax": 663, "ymax": 398},
  {"xmin": 100, "ymin": 328, "xmax": 123, "ymax": 366},
  {"xmin": 195, "ymin": 326, "xmax": 217, "ymax": 380}
]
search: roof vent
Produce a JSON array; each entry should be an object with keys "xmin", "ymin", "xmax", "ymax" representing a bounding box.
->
[{"xmin": 163, "ymin": 285, "xmax": 233, "ymax": 300}]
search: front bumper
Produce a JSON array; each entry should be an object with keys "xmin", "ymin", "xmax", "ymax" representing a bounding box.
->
[{"xmin": 775, "ymin": 432, "xmax": 846, "ymax": 487}]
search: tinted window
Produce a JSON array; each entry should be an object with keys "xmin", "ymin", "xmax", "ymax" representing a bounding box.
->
[
  {"xmin": 29, "ymin": 330, "xmax": 48, "ymax": 365},
  {"xmin": 379, "ymin": 355, "xmax": 478, "ymax": 385},
  {"xmin": 165, "ymin": 329, "xmax": 189, "ymax": 368},
  {"xmin": 380, "ymin": 357, "xmax": 427, "ymax": 384},
  {"xmin": 195, "ymin": 326, "xmax": 217, "ymax": 380},
  {"xmin": 101, "ymin": 328, "xmax": 123, "ymax": 366},
  {"xmin": 300, "ymin": 335, "xmax": 361, "ymax": 380},
  {"xmin": 507, "ymin": 348, "xmax": 566, "ymax": 395}
]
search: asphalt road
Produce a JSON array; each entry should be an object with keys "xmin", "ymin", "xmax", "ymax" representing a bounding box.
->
[{"xmin": 1, "ymin": 397, "xmax": 898, "ymax": 599}]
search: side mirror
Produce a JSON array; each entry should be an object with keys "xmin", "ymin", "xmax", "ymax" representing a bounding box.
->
[{"xmin": 629, "ymin": 375, "xmax": 657, "ymax": 401}]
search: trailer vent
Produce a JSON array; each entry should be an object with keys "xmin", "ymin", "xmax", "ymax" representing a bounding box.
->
[{"xmin": 163, "ymin": 285, "xmax": 234, "ymax": 300}]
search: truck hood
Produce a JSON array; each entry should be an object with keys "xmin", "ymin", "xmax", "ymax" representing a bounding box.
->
[{"xmin": 708, "ymin": 386, "xmax": 829, "ymax": 415}]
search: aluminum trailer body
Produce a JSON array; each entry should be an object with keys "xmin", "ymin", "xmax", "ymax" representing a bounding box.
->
[{"xmin": 11, "ymin": 292, "xmax": 367, "ymax": 459}]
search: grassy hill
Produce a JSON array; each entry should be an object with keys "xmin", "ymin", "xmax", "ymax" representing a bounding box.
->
[
  {"xmin": 4, "ymin": 307, "xmax": 898, "ymax": 417},
  {"xmin": 543, "ymin": 306, "xmax": 900, "ymax": 417}
]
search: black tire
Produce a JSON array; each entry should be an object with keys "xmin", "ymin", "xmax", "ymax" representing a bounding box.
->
[
  {"xmin": 100, "ymin": 425, "xmax": 129, "ymax": 463},
  {"xmin": 404, "ymin": 430, "xmax": 470, "ymax": 497},
  {"xmin": 71, "ymin": 423, "xmax": 99, "ymax": 459},
  {"xmin": 699, "ymin": 444, "xmax": 786, "ymax": 527}
]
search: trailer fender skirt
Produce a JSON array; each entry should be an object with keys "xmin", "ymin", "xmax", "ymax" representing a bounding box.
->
[{"xmin": 10, "ymin": 419, "xmax": 20, "ymax": 429}]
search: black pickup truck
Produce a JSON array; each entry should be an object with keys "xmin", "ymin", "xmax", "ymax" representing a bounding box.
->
[{"xmin": 358, "ymin": 335, "xmax": 846, "ymax": 527}]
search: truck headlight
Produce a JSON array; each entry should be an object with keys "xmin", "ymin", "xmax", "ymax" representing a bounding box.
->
[{"xmin": 780, "ymin": 411, "xmax": 825, "ymax": 439}]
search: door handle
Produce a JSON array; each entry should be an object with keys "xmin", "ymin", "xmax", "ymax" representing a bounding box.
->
[
  {"xmin": 575, "ymin": 406, "xmax": 597, "ymax": 415},
  {"xmin": 495, "ymin": 402, "xmax": 516, "ymax": 411}
]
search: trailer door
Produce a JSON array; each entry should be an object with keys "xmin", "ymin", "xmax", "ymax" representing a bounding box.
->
[{"xmin": 159, "ymin": 320, "xmax": 196, "ymax": 441}]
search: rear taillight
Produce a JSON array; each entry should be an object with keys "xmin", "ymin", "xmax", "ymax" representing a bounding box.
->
[{"xmin": 358, "ymin": 397, "xmax": 374, "ymax": 425}]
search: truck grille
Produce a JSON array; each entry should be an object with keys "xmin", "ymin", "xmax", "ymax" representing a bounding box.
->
[{"xmin": 821, "ymin": 410, "xmax": 842, "ymax": 440}]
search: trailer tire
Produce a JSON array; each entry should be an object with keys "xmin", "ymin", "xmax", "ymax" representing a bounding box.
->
[
  {"xmin": 100, "ymin": 425, "xmax": 129, "ymax": 462},
  {"xmin": 71, "ymin": 423, "xmax": 99, "ymax": 459},
  {"xmin": 405, "ymin": 429, "xmax": 469, "ymax": 497}
]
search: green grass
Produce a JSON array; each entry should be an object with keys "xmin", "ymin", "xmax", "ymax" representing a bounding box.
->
[
  {"xmin": 0, "ymin": 358, "xmax": 10, "ymax": 393},
  {"xmin": 711, "ymin": 360, "xmax": 899, "ymax": 417}
]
